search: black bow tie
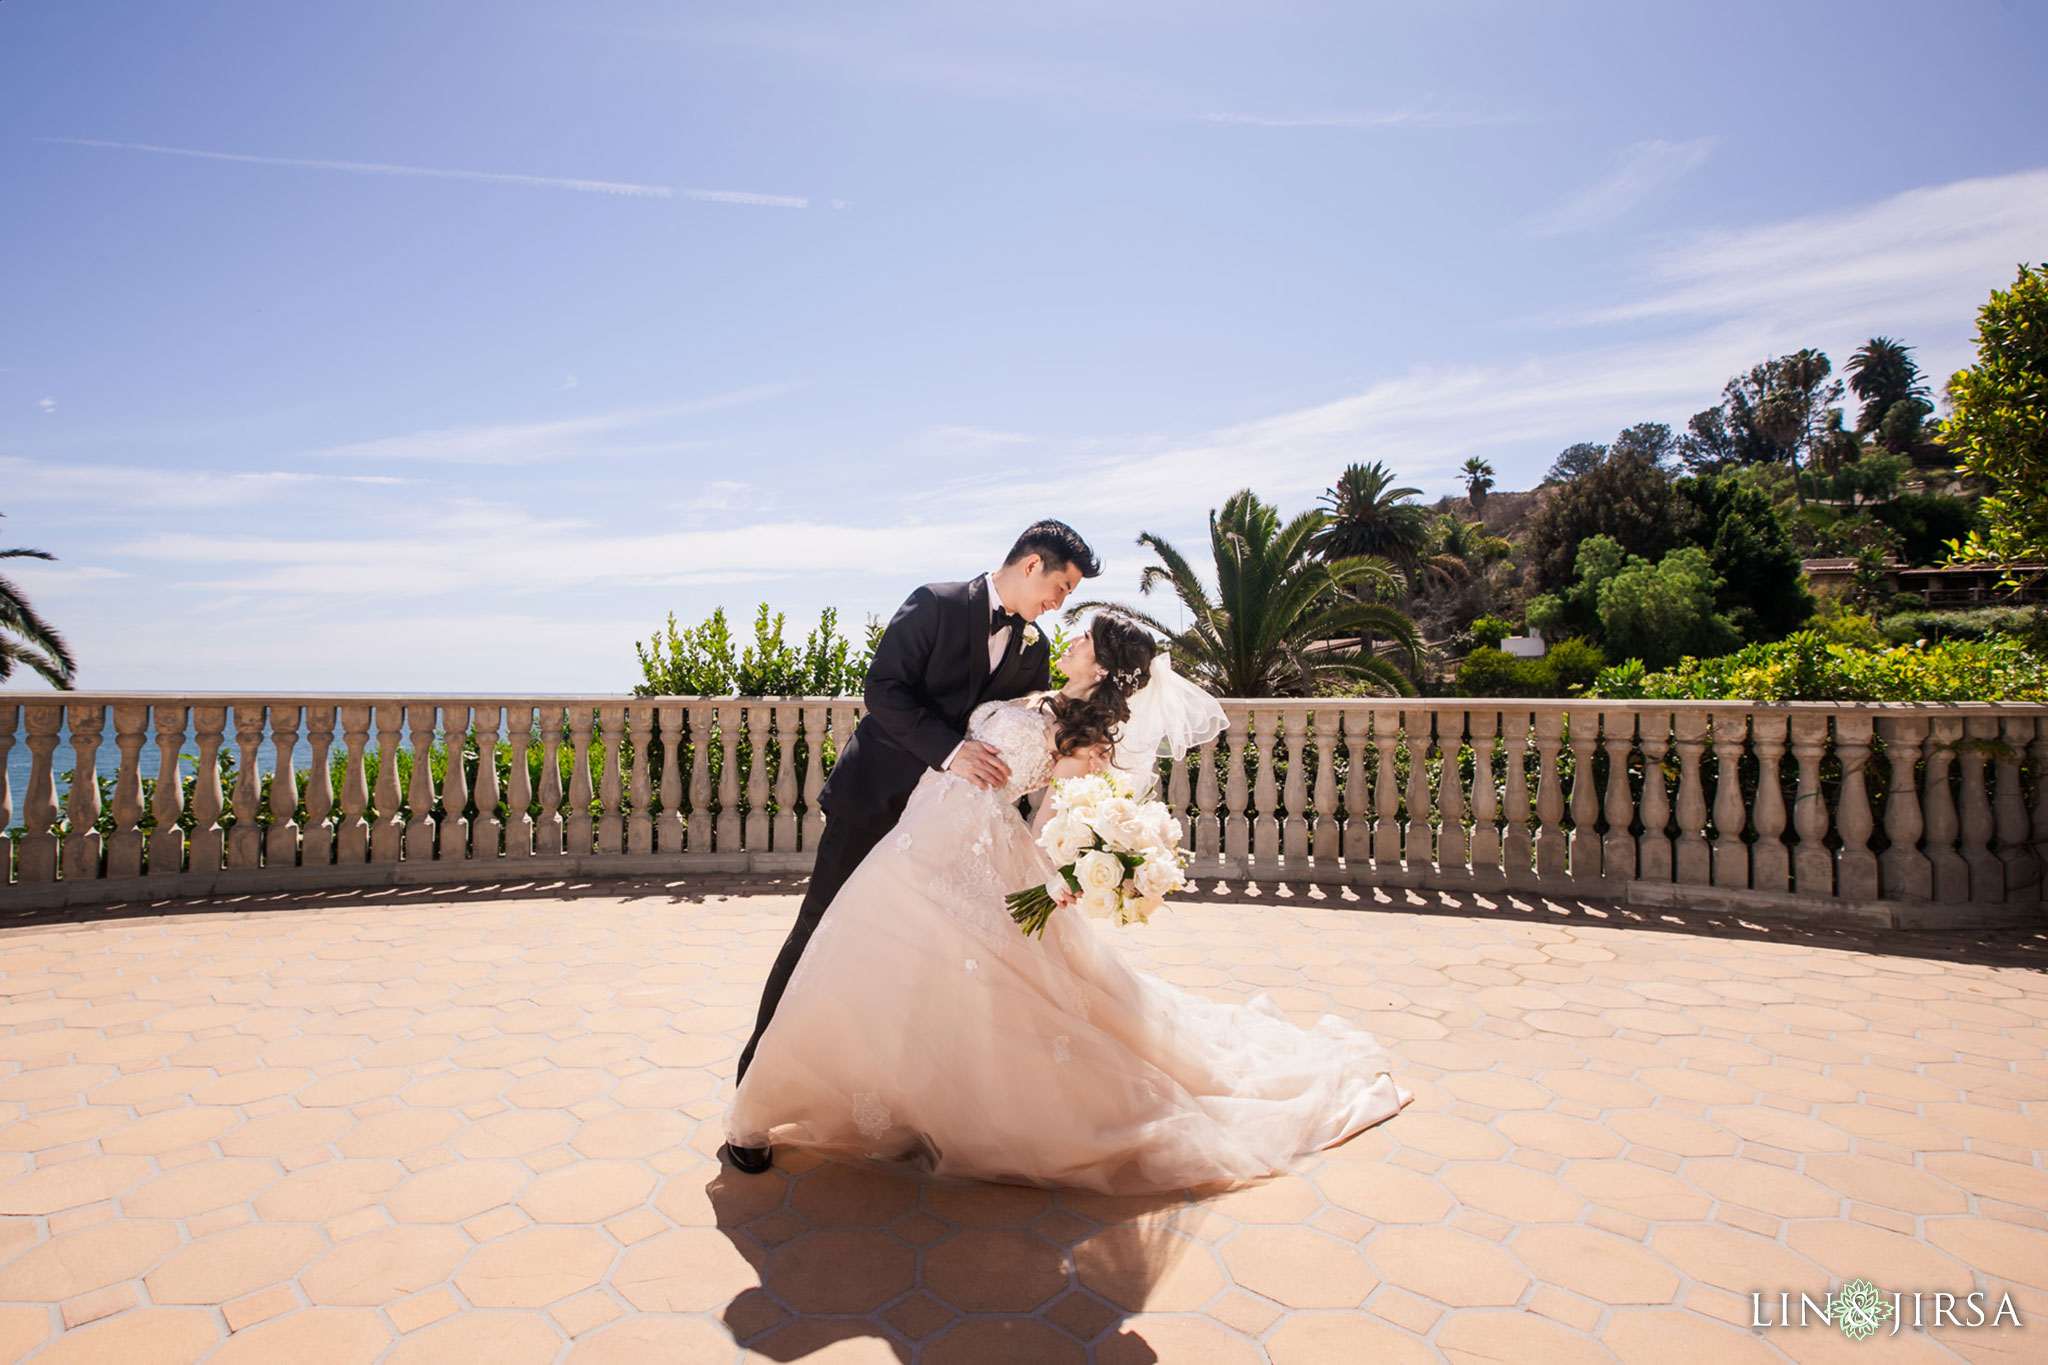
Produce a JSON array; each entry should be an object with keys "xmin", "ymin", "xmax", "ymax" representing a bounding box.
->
[{"xmin": 991, "ymin": 608, "xmax": 1024, "ymax": 638}]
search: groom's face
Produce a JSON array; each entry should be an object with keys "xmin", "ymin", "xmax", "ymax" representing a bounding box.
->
[{"xmin": 1018, "ymin": 556, "xmax": 1084, "ymax": 621}]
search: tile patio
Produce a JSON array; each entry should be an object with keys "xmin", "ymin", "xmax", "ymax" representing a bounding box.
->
[{"xmin": 1, "ymin": 878, "xmax": 2044, "ymax": 1363}]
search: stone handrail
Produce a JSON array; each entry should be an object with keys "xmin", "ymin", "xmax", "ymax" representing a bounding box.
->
[{"xmin": 3, "ymin": 694, "xmax": 2045, "ymax": 928}]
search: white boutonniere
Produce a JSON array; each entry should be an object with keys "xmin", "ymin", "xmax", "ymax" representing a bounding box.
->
[{"xmin": 1022, "ymin": 624, "xmax": 1041, "ymax": 646}]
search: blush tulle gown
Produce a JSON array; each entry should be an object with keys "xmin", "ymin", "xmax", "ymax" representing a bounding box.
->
[{"xmin": 725, "ymin": 700, "xmax": 1411, "ymax": 1194}]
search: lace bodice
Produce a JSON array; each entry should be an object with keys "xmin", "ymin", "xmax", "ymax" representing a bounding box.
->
[{"xmin": 966, "ymin": 700, "xmax": 1057, "ymax": 801}]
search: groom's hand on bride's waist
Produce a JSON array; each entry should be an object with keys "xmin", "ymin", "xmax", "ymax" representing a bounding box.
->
[{"xmin": 944, "ymin": 740, "xmax": 1012, "ymax": 790}]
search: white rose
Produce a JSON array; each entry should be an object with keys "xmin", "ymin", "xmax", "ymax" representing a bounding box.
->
[
  {"xmin": 1140, "ymin": 806, "xmax": 1183, "ymax": 850},
  {"xmin": 1133, "ymin": 858, "xmax": 1179, "ymax": 900},
  {"xmin": 1074, "ymin": 849, "xmax": 1124, "ymax": 895},
  {"xmin": 1039, "ymin": 814, "xmax": 1094, "ymax": 866},
  {"xmin": 1122, "ymin": 895, "xmax": 1163, "ymax": 926},
  {"xmin": 1095, "ymin": 797, "xmax": 1148, "ymax": 850},
  {"xmin": 1078, "ymin": 884, "xmax": 1121, "ymax": 919},
  {"xmin": 1056, "ymin": 774, "xmax": 1111, "ymax": 819}
]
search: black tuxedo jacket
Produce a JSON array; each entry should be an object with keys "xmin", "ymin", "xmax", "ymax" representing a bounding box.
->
[{"xmin": 816, "ymin": 577, "xmax": 1052, "ymax": 831}]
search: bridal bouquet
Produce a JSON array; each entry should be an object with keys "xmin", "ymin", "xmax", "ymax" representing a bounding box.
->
[{"xmin": 1006, "ymin": 769, "xmax": 1190, "ymax": 937}]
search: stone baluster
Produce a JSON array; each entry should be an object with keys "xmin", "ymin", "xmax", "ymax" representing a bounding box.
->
[
  {"xmin": 773, "ymin": 706, "xmax": 800, "ymax": 851},
  {"xmin": 471, "ymin": 704, "xmax": 503, "ymax": 859},
  {"xmin": 226, "ymin": 704, "xmax": 265, "ymax": 870},
  {"xmin": 1223, "ymin": 723, "xmax": 1250, "ymax": 864},
  {"xmin": 1672, "ymin": 709, "xmax": 1712, "ymax": 886},
  {"xmin": 1565, "ymin": 708, "xmax": 1600, "ymax": 882},
  {"xmin": 1637, "ymin": 711, "xmax": 1673, "ymax": 882},
  {"xmin": 740, "ymin": 704, "xmax": 769, "ymax": 851},
  {"xmin": 1280, "ymin": 708, "xmax": 1310, "ymax": 860},
  {"xmin": 368, "ymin": 704, "xmax": 403, "ymax": 863},
  {"xmin": 536, "ymin": 707, "xmax": 567, "ymax": 857},
  {"xmin": 1373, "ymin": 710, "xmax": 1402, "ymax": 868},
  {"xmin": 504, "ymin": 707, "xmax": 535, "ymax": 860},
  {"xmin": 106, "ymin": 703, "xmax": 150, "ymax": 878},
  {"xmin": 1599, "ymin": 710, "xmax": 1637, "ymax": 884},
  {"xmin": 187, "ymin": 706, "xmax": 229, "ymax": 872},
  {"xmin": 302, "ymin": 706, "xmax": 336, "ymax": 868},
  {"xmin": 1195, "ymin": 736, "xmax": 1221, "ymax": 859},
  {"xmin": 1167, "ymin": 733, "xmax": 1193, "ymax": 855},
  {"xmin": 716, "ymin": 706, "xmax": 742, "ymax": 852},
  {"xmin": 1834, "ymin": 711, "xmax": 1879, "ymax": 901},
  {"xmin": 0, "ymin": 704, "xmax": 13, "ymax": 882},
  {"xmin": 263, "ymin": 704, "xmax": 301, "ymax": 868},
  {"xmin": 406, "ymin": 704, "xmax": 441, "ymax": 861},
  {"xmin": 594, "ymin": 704, "xmax": 625, "ymax": 856},
  {"xmin": 1531, "ymin": 708, "xmax": 1566, "ymax": 879},
  {"xmin": 1991, "ymin": 715, "xmax": 2037, "ymax": 899},
  {"xmin": 1500, "ymin": 709, "xmax": 1534, "ymax": 889},
  {"xmin": 566, "ymin": 707, "xmax": 597, "ymax": 856},
  {"xmin": 1311, "ymin": 710, "xmax": 1340, "ymax": 862},
  {"xmin": 1250, "ymin": 708, "xmax": 1279, "ymax": 863},
  {"xmin": 148, "ymin": 703, "xmax": 189, "ymax": 875},
  {"xmin": 659, "ymin": 705, "xmax": 689, "ymax": 852},
  {"xmin": 440, "ymin": 704, "xmax": 474, "ymax": 860},
  {"xmin": 1748, "ymin": 711, "xmax": 1791, "ymax": 894},
  {"xmin": 1468, "ymin": 710, "xmax": 1502, "ymax": 886},
  {"xmin": 1958, "ymin": 714, "xmax": 2002, "ymax": 900},
  {"xmin": 63, "ymin": 703, "xmax": 107, "ymax": 882},
  {"xmin": 686, "ymin": 704, "xmax": 716, "ymax": 853},
  {"xmin": 798, "ymin": 705, "xmax": 828, "ymax": 850},
  {"xmin": 1405, "ymin": 709, "xmax": 1435, "ymax": 870},
  {"xmin": 1875, "ymin": 714, "xmax": 1931, "ymax": 900},
  {"xmin": 2031, "ymin": 721, "xmax": 2048, "ymax": 903},
  {"xmin": 1788, "ymin": 712, "xmax": 1833, "ymax": 896},
  {"xmin": 1922, "ymin": 714, "xmax": 1967, "ymax": 901},
  {"xmin": 19, "ymin": 705, "xmax": 65, "ymax": 882},
  {"xmin": 1434, "ymin": 707, "xmax": 1467, "ymax": 878},
  {"xmin": 627, "ymin": 704, "xmax": 655, "ymax": 855},
  {"xmin": 1710, "ymin": 712, "xmax": 1749, "ymax": 891},
  {"xmin": 335, "ymin": 705, "xmax": 373, "ymax": 865}
]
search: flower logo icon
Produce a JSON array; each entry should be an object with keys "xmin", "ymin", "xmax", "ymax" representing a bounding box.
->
[{"xmin": 1835, "ymin": 1279, "xmax": 1894, "ymax": 1341}]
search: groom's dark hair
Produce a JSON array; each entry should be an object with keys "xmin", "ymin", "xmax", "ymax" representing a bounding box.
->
[{"xmin": 1004, "ymin": 520, "xmax": 1101, "ymax": 578}]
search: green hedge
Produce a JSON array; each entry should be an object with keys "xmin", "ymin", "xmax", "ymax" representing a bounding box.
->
[
  {"xmin": 1451, "ymin": 638, "xmax": 1607, "ymax": 697},
  {"xmin": 1587, "ymin": 631, "xmax": 2048, "ymax": 702}
]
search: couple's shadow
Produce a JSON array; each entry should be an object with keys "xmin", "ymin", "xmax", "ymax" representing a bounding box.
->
[{"xmin": 704, "ymin": 1152, "xmax": 1206, "ymax": 1362}]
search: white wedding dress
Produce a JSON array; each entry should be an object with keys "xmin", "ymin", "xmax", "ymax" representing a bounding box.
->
[{"xmin": 725, "ymin": 698, "xmax": 1411, "ymax": 1193}]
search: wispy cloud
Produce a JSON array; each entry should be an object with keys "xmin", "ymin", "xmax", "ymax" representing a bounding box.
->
[
  {"xmin": 1531, "ymin": 137, "xmax": 1716, "ymax": 235},
  {"xmin": 295, "ymin": 384, "xmax": 799, "ymax": 466},
  {"xmin": 1203, "ymin": 103, "xmax": 1519, "ymax": 130},
  {"xmin": 0, "ymin": 456, "xmax": 415, "ymax": 513},
  {"xmin": 37, "ymin": 396, "xmax": 56, "ymax": 415},
  {"xmin": 44, "ymin": 137, "xmax": 808, "ymax": 207}
]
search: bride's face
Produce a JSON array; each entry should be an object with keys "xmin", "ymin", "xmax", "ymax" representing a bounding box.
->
[{"xmin": 1058, "ymin": 631, "xmax": 1098, "ymax": 689}]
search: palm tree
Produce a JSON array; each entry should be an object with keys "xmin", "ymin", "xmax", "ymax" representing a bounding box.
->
[
  {"xmin": 1424, "ymin": 515, "xmax": 1512, "ymax": 586},
  {"xmin": 1315, "ymin": 461, "xmax": 1431, "ymax": 573},
  {"xmin": 1069, "ymin": 490, "xmax": 1424, "ymax": 698},
  {"xmin": 1846, "ymin": 337, "xmax": 1929, "ymax": 435},
  {"xmin": 1, "ymin": 529, "xmax": 76, "ymax": 688},
  {"xmin": 1461, "ymin": 457, "xmax": 1496, "ymax": 516}
]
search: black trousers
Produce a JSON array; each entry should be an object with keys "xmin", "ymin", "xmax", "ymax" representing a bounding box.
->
[{"xmin": 733, "ymin": 813, "xmax": 891, "ymax": 1085}]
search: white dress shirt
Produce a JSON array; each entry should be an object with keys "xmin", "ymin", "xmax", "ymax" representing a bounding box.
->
[{"xmin": 944, "ymin": 572, "xmax": 1014, "ymax": 771}]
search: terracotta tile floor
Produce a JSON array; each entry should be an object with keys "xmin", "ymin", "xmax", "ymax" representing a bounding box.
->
[{"xmin": 2, "ymin": 877, "xmax": 2045, "ymax": 1364}]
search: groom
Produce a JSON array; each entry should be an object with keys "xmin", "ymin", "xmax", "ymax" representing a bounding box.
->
[{"xmin": 724, "ymin": 519, "xmax": 1101, "ymax": 1173}]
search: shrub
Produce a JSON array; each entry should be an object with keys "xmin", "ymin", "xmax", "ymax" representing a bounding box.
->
[
  {"xmin": 1878, "ymin": 606, "xmax": 2039, "ymax": 645},
  {"xmin": 635, "ymin": 605, "xmax": 877, "ymax": 697},
  {"xmin": 1469, "ymin": 615, "xmax": 1513, "ymax": 650},
  {"xmin": 1586, "ymin": 631, "xmax": 2048, "ymax": 702},
  {"xmin": 1451, "ymin": 638, "xmax": 1606, "ymax": 697}
]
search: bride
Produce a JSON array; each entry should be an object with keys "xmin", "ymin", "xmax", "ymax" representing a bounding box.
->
[{"xmin": 724, "ymin": 611, "xmax": 1409, "ymax": 1194}]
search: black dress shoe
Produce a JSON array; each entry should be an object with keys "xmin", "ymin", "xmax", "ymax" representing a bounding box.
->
[{"xmin": 721, "ymin": 1141, "xmax": 773, "ymax": 1174}]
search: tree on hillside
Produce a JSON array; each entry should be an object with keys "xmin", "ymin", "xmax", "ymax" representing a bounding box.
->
[
  {"xmin": 1944, "ymin": 264, "xmax": 2048, "ymax": 568},
  {"xmin": 1523, "ymin": 450, "xmax": 1688, "ymax": 594},
  {"xmin": 1079, "ymin": 490, "xmax": 1424, "ymax": 698},
  {"xmin": 1847, "ymin": 336, "xmax": 1930, "ymax": 436},
  {"xmin": 0, "ymin": 520, "xmax": 76, "ymax": 689},
  {"xmin": 1527, "ymin": 536, "xmax": 1739, "ymax": 671},
  {"xmin": 1611, "ymin": 422, "xmax": 1677, "ymax": 466},
  {"xmin": 1676, "ymin": 475, "xmax": 1815, "ymax": 640},
  {"xmin": 1314, "ymin": 462, "xmax": 1431, "ymax": 574},
  {"xmin": 1461, "ymin": 457, "xmax": 1496, "ymax": 515},
  {"xmin": 1677, "ymin": 349, "xmax": 1847, "ymax": 479},
  {"xmin": 1544, "ymin": 441, "xmax": 1606, "ymax": 485}
]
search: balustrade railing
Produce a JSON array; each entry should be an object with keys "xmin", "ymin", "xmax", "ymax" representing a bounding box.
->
[{"xmin": 3, "ymin": 695, "xmax": 2044, "ymax": 926}]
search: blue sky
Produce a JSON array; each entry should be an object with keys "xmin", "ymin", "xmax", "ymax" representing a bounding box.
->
[{"xmin": 3, "ymin": 0, "xmax": 2044, "ymax": 692}]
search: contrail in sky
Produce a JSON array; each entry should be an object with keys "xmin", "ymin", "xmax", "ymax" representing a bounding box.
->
[{"xmin": 43, "ymin": 137, "xmax": 809, "ymax": 207}]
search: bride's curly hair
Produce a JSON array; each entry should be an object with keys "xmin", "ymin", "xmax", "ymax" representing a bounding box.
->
[{"xmin": 1043, "ymin": 611, "xmax": 1158, "ymax": 757}]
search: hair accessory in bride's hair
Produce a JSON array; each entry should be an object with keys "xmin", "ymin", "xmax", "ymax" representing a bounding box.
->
[{"xmin": 1110, "ymin": 665, "xmax": 1145, "ymax": 691}]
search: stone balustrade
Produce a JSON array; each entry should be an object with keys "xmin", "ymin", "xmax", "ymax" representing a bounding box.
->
[{"xmin": 3, "ymin": 694, "xmax": 2045, "ymax": 928}]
